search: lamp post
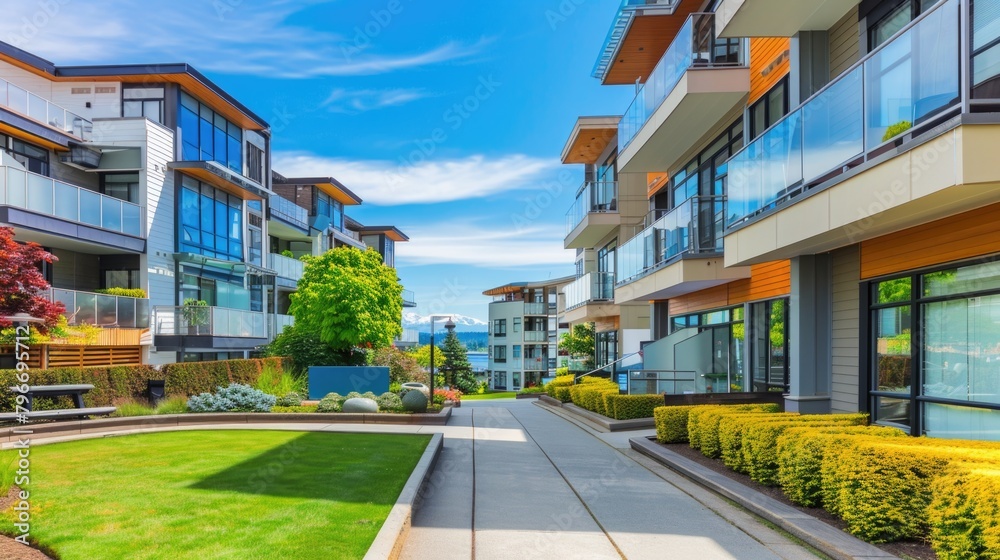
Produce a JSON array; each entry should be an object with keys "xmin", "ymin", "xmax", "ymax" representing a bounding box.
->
[{"xmin": 428, "ymin": 315, "xmax": 455, "ymax": 400}]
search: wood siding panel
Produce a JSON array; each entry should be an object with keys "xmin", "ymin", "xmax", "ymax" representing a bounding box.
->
[
  {"xmin": 667, "ymin": 285, "xmax": 729, "ymax": 315},
  {"xmin": 831, "ymin": 245, "xmax": 860, "ymax": 413},
  {"xmin": 829, "ymin": 7, "xmax": 860, "ymax": 78},
  {"xmin": 749, "ymin": 38, "xmax": 790, "ymax": 104},
  {"xmin": 860, "ymin": 204, "xmax": 1000, "ymax": 279},
  {"xmin": 668, "ymin": 260, "xmax": 791, "ymax": 315}
]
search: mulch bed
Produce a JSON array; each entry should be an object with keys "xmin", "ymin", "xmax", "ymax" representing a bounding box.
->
[
  {"xmin": 659, "ymin": 441, "xmax": 937, "ymax": 560},
  {"xmin": 0, "ymin": 486, "xmax": 54, "ymax": 560}
]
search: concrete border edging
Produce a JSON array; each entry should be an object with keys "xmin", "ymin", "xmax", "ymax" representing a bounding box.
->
[
  {"xmin": 629, "ymin": 436, "xmax": 898, "ymax": 560},
  {"xmin": 535, "ymin": 398, "xmax": 655, "ymax": 432},
  {"xmin": 364, "ymin": 432, "xmax": 444, "ymax": 560}
]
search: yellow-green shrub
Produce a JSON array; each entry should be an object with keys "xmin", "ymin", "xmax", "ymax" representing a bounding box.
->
[
  {"xmin": 545, "ymin": 376, "xmax": 574, "ymax": 401},
  {"xmin": 688, "ymin": 404, "xmax": 782, "ymax": 458},
  {"xmin": 740, "ymin": 413, "xmax": 869, "ymax": 485},
  {"xmin": 603, "ymin": 394, "xmax": 663, "ymax": 420},
  {"xmin": 928, "ymin": 464, "xmax": 1000, "ymax": 559},
  {"xmin": 776, "ymin": 426, "xmax": 906, "ymax": 507},
  {"xmin": 717, "ymin": 412, "xmax": 792, "ymax": 471},
  {"xmin": 568, "ymin": 379, "xmax": 619, "ymax": 415},
  {"xmin": 654, "ymin": 406, "xmax": 698, "ymax": 443}
]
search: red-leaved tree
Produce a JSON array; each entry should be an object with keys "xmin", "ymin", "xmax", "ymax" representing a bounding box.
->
[{"xmin": 0, "ymin": 227, "xmax": 64, "ymax": 332}]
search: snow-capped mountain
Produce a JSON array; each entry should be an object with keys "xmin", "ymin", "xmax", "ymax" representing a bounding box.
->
[{"xmin": 402, "ymin": 312, "xmax": 488, "ymax": 332}]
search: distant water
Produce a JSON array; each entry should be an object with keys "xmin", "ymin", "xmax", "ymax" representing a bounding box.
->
[{"xmin": 468, "ymin": 352, "xmax": 487, "ymax": 372}]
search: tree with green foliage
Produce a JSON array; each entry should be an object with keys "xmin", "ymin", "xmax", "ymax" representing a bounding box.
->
[
  {"xmin": 371, "ymin": 346, "xmax": 427, "ymax": 385},
  {"xmin": 408, "ymin": 344, "xmax": 445, "ymax": 369},
  {"xmin": 439, "ymin": 329, "xmax": 477, "ymax": 393},
  {"xmin": 559, "ymin": 322, "xmax": 596, "ymax": 370},
  {"xmin": 265, "ymin": 324, "xmax": 365, "ymax": 375},
  {"xmin": 289, "ymin": 246, "xmax": 403, "ymax": 352}
]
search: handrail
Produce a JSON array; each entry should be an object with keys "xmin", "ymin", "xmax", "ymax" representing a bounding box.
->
[{"xmin": 573, "ymin": 351, "xmax": 640, "ymax": 383}]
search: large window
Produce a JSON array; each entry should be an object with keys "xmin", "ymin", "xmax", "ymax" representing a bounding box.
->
[
  {"xmin": 867, "ymin": 259, "xmax": 1000, "ymax": 439},
  {"xmin": 494, "ymin": 345, "xmax": 506, "ymax": 363},
  {"xmin": 493, "ymin": 319, "xmax": 507, "ymax": 337},
  {"xmin": 101, "ymin": 172, "xmax": 139, "ymax": 203},
  {"xmin": 1, "ymin": 134, "xmax": 49, "ymax": 176},
  {"xmin": 122, "ymin": 85, "xmax": 164, "ymax": 124},
  {"xmin": 670, "ymin": 306, "xmax": 746, "ymax": 393},
  {"xmin": 973, "ymin": 0, "xmax": 1000, "ymax": 98},
  {"xmin": 748, "ymin": 78, "xmax": 788, "ymax": 141},
  {"xmin": 180, "ymin": 92, "xmax": 242, "ymax": 174},
  {"xmin": 178, "ymin": 177, "xmax": 244, "ymax": 261},
  {"xmin": 596, "ymin": 330, "xmax": 618, "ymax": 370},
  {"xmin": 868, "ymin": 0, "xmax": 942, "ymax": 50},
  {"xmin": 749, "ymin": 298, "xmax": 789, "ymax": 392}
]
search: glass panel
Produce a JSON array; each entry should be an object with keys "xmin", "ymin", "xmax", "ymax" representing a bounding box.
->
[
  {"xmin": 802, "ymin": 67, "xmax": 863, "ymax": 181},
  {"xmin": 102, "ymin": 195, "xmax": 122, "ymax": 232},
  {"xmin": 7, "ymin": 84, "xmax": 27, "ymax": 114},
  {"xmin": 79, "ymin": 189, "xmax": 102, "ymax": 227},
  {"xmin": 27, "ymin": 92, "xmax": 47, "ymax": 123},
  {"xmin": 923, "ymin": 295, "xmax": 1000, "ymax": 405},
  {"xmin": 123, "ymin": 101, "xmax": 142, "ymax": 118},
  {"xmin": 924, "ymin": 403, "xmax": 1000, "ymax": 440},
  {"xmin": 51, "ymin": 290, "xmax": 76, "ymax": 325},
  {"xmin": 116, "ymin": 297, "xmax": 136, "ymax": 328},
  {"xmin": 96, "ymin": 294, "xmax": 117, "ymax": 326},
  {"xmin": 136, "ymin": 299, "xmax": 150, "ymax": 329},
  {"xmin": 180, "ymin": 105, "xmax": 200, "ymax": 159},
  {"xmin": 876, "ymin": 396, "xmax": 911, "ymax": 426},
  {"xmin": 25, "ymin": 172, "xmax": 52, "ymax": 215},
  {"xmin": 875, "ymin": 305, "xmax": 912, "ymax": 392},
  {"xmin": 6, "ymin": 167, "xmax": 26, "ymax": 208},
  {"xmin": 75, "ymin": 292, "xmax": 97, "ymax": 325},
  {"xmin": 876, "ymin": 277, "xmax": 913, "ymax": 304},
  {"xmin": 122, "ymin": 203, "xmax": 142, "ymax": 237},
  {"xmin": 973, "ymin": 0, "xmax": 1000, "ymax": 96},
  {"xmin": 924, "ymin": 262, "xmax": 1000, "ymax": 297},
  {"xmin": 871, "ymin": 2, "xmax": 913, "ymax": 49},
  {"xmin": 54, "ymin": 182, "xmax": 78, "ymax": 221},
  {"xmin": 864, "ymin": 0, "xmax": 959, "ymax": 147}
]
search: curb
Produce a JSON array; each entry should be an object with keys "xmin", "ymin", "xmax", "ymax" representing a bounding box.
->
[
  {"xmin": 535, "ymin": 397, "xmax": 654, "ymax": 432},
  {"xmin": 364, "ymin": 432, "xmax": 444, "ymax": 560},
  {"xmin": 629, "ymin": 436, "xmax": 898, "ymax": 560}
]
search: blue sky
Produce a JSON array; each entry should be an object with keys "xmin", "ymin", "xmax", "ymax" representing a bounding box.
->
[{"xmin": 2, "ymin": 0, "xmax": 634, "ymax": 321}]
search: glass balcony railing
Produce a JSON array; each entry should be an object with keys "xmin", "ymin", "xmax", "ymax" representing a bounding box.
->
[
  {"xmin": 268, "ymin": 252, "xmax": 305, "ymax": 281},
  {"xmin": 565, "ymin": 181, "xmax": 618, "ymax": 234},
  {"xmin": 0, "ymin": 166, "xmax": 144, "ymax": 237},
  {"xmin": 0, "ymin": 77, "xmax": 93, "ymax": 140},
  {"xmin": 152, "ymin": 306, "xmax": 267, "ymax": 338},
  {"xmin": 396, "ymin": 328, "xmax": 419, "ymax": 343},
  {"xmin": 268, "ymin": 194, "xmax": 309, "ymax": 230},
  {"xmin": 401, "ymin": 289, "xmax": 416, "ymax": 307},
  {"xmin": 726, "ymin": 0, "xmax": 960, "ymax": 228},
  {"xmin": 593, "ymin": 0, "xmax": 683, "ymax": 80},
  {"xmin": 565, "ymin": 272, "xmax": 616, "ymax": 310},
  {"xmin": 619, "ymin": 12, "xmax": 746, "ymax": 151},
  {"xmin": 523, "ymin": 331, "xmax": 547, "ymax": 342},
  {"xmin": 617, "ymin": 196, "xmax": 725, "ymax": 285},
  {"xmin": 523, "ymin": 302, "xmax": 547, "ymax": 315},
  {"xmin": 49, "ymin": 288, "xmax": 149, "ymax": 329},
  {"xmin": 523, "ymin": 356, "xmax": 547, "ymax": 371},
  {"xmin": 275, "ymin": 313, "xmax": 295, "ymax": 333}
]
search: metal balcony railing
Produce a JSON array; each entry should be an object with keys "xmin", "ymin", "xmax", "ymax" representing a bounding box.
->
[{"xmin": 0, "ymin": 78, "xmax": 93, "ymax": 140}]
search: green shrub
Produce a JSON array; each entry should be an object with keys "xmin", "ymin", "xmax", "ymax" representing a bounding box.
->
[
  {"xmin": 603, "ymin": 394, "xmax": 663, "ymax": 420},
  {"xmin": 0, "ymin": 365, "xmax": 160, "ymax": 411},
  {"xmin": 928, "ymin": 465, "xmax": 1000, "ymax": 559},
  {"xmin": 264, "ymin": 324, "xmax": 365, "ymax": 375},
  {"xmin": 275, "ymin": 392, "xmax": 303, "ymax": 407},
  {"xmin": 161, "ymin": 357, "xmax": 288, "ymax": 397},
  {"xmin": 375, "ymin": 392, "xmax": 403, "ymax": 412},
  {"xmin": 271, "ymin": 405, "xmax": 318, "ymax": 413},
  {"xmin": 553, "ymin": 386, "xmax": 572, "ymax": 402},
  {"xmin": 94, "ymin": 287, "xmax": 148, "ymax": 298},
  {"xmin": 688, "ymin": 404, "xmax": 782, "ymax": 458},
  {"xmin": 518, "ymin": 386, "xmax": 545, "ymax": 395},
  {"xmin": 154, "ymin": 396, "xmax": 189, "ymax": 415},
  {"xmin": 882, "ymin": 120, "xmax": 912, "ymax": 142},
  {"xmin": 654, "ymin": 406, "xmax": 698, "ymax": 443},
  {"xmin": 112, "ymin": 401, "xmax": 155, "ymax": 417},
  {"xmin": 253, "ymin": 363, "xmax": 305, "ymax": 397},
  {"xmin": 316, "ymin": 393, "xmax": 344, "ymax": 413},
  {"xmin": 186, "ymin": 384, "xmax": 276, "ymax": 413}
]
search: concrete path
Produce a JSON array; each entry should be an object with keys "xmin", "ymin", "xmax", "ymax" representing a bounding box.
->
[{"xmin": 400, "ymin": 399, "xmax": 820, "ymax": 560}]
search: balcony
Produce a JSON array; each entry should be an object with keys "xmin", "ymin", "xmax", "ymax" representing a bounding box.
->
[
  {"xmin": 618, "ymin": 12, "xmax": 748, "ymax": 173},
  {"xmin": 723, "ymin": 0, "xmax": 993, "ymax": 266},
  {"xmin": 49, "ymin": 288, "xmax": 149, "ymax": 329},
  {"xmin": 563, "ymin": 272, "xmax": 618, "ymax": 323},
  {"xmin": 0, "ymin": 77, "xmax": 93, "ymax": 140},
  {"xmin": 268, "ymin": 253, "xmax": 305, "ymax": 285},
  {"xmin": 715, "ymin": 0, "xmax": 858, "ymax": 38},
  {"xmin": 268, "ymin": 194, "xmax": 309, "ymax": 232},
  {"xmin": 402, "ymin": 289, "xmax": 416, "ymax": 308},
  {"xmin": 152, "ymin": 306, "xmax": 268, "ymax": 350},
  {"xmin": 0, "ymin": 165, "xmax": 145, "ymax": 251},
  {"xmin": 615, "ymin": 196, "xmax": 749, "ymax": 302},
  {"xmin": 523, "ymin": 331, "xmax": 547, "ymax": 342},
  {"xmin": 396, "ymin": 328, "xmax": 419, "ymax": 346},
  {"xmin": 523, "ymin": 302, "xmax": 547, "ymax": 315},
  {"xmin": 523, "ymin": 357, "xmax": 547, "ymax": 371},
  {"xmin": 593, "ymin": 0, "xmax": 687, "ymax": 85},
  {"xmin": 274, "ymin": 313, "xmax": 295, "ymax": 335},
  {"xmin": 565, "ymin": 181, "xmax": 620, "ymax": 249}
]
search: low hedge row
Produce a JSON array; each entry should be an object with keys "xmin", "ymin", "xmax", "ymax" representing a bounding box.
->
[
  {"xmin": 0, "ymin": 357, "xmax": 291, "ymax": 411},
  {"xmin": 544, "ymin": 376, "xmax": 574, "ymax": 402},
  {"xmin": 568, "ymin": 378, "xmax": 620, "ymax": 417},
  {"xmin": 603, "ymin": 394, "xmax": 664, "ymax": 420},
  {"xmin": 657, "ymin": 403, "xmax": 1000, "ymax": 554}
]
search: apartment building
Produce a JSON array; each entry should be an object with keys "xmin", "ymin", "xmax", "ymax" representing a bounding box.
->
[
  {"xmin": 569, "ymin": 0, "xmax": 1000, "ymax": 439},
  {"xmin": 0, "ymin": 41, "xmax": 413, "ymax": 367},
  {"xmin": 484, "ymin": 277, "xmax": 574, "ymax": 391}
]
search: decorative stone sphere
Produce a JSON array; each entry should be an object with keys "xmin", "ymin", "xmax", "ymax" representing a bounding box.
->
[
  {"xmin": 341, "ymin": 397, "xmax": 379, "ymax": 413},
  {"xmin": 401, "ymin": 389, "xmax": 429, "ymax": 413},
  {"xmin": 401, "ymin": 382, "xmax": 430, "ymax": 400}
]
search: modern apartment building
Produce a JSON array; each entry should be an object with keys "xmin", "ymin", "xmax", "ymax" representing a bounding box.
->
[
  {"xmin": 484, "ymin": 277, "xmax": 574, "ymax": 391},
  {"xmin": 0, "ymin": 41, "xmax": 412, "ymax": 367},
  {"xmin": 567, "ymin": 0, "xmax": 1000, "ymax": 439}
]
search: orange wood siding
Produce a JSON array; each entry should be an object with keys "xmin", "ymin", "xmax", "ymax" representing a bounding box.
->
[
  {"xmin": 860, "ymin": 204, "xmax": 1000, "ymax": 279},
  {"xmin": 749, "ymin": 38, "xmax": 791, "ymax": 104},
  {"xmin": 667, "ymin": 260, "xmax": 791, "ymax": 315}
]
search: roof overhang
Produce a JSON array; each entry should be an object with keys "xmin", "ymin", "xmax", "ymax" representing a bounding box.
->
[
  {"xmin": 561, "ymin": 116, "xmax": 620, "ymax": 165},
  {"xmin": 273, "ymin": 176, "xmax": 363, "ymax": 206},
  {"xmin": 358, "ymin": 226, "xmax": 409, "ymax": 242},
  {"xmin": 170, "ymin": 160, "xmax": 272, "ymax": 201}
]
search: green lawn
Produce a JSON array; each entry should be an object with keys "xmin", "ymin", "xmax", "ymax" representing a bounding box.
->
[
  {"xmin": 463, "ymin": 391, "xmax": 517, "ymax": 400},
  {"xmin": 1, "ymin": 430, "xmax": 430, "ymax": 560}
]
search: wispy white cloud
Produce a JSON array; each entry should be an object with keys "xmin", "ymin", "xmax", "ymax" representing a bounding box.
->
[
  {"xmin": 272, "ymin": 152, "xmax": 560, "ymax": 205},
  {"xmin": 0, "ymin": 1, "xmax": 486, "ymax": 78},
  {"xmin": 398, "ymin": 223, "xmax": 572, "ymax": 268},
  {"xmin": 321, "ymin": 88, "xmax": 431, "ymax": 113}
]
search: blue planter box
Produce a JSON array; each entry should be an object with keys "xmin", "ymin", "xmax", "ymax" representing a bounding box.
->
[{"xmin": 307, "ymin": 366, "xmax": 390, "ymax": 399}]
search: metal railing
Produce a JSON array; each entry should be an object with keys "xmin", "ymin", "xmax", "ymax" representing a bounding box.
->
[
  {"xmin": 0, "ymin": 166, "xmax": 144, "ymax": 237},
  {"xmin": 564, "ymin": 272, "xmax": 615, "ymax": 310},
  {"xmin": 619, "ymin": 12, "xmax": 746, "ymax": 151},
  {"xmin": 268, "ymin": 194, "xmax": 309, "ymax": 230},
  {"xmin": 627, "ymin": 370, "xmax": 696, "ymax": 395},
  {"xmin": 0, "ymin": 77, "xmax": 93, "ymax": 140},
  {"xmin": 49, "ymin": 288, "xmax": 149, "ymax": 328},
  {"xmin": 152, "ymin": 306, "xmax": 267, "ymax": 338},
  {"xmin": 726, "ymin": 0, "xmax": 960, "ymax": 228},
  {"xmin": 268, "ymin": 253, "xmax": 305, "ymax": 281},
  {"xmin": 566, "ymin": 181, "xmax": 618, "ymax": 234},
  {"xmin": 574, "ymin": 352, "xmax": 641, "ymax": 383},
  {"xmin": 616, "ymin": 196, "xmax": 724, "ymax": 285}
]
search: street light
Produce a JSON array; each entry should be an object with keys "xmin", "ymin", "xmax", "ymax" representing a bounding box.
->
[{"xmin": 429, "ymin": 314, "xmax": 456, "ymax": 399}]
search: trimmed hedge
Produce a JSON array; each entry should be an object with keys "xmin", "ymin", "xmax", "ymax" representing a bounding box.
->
[
  {"xmin": 928, "ymin": 464, "xmax": 1000, "ymax": 559},
  {"xmin": 687, "ymin": 404, "xmax": 782, "ymax": 458},
  {"xmin": 654, "ymin": 405, "xmax": 698, "ymax": 443},
  {"xmin": 545, "ymin": 376, "xmax": 574, "ymax": 402},
  {"xmin": 0, "ymin": 357, "xmax": 291, "ymax": 411},
  {"xmin": 603, "ymin": 394, "xmax": 663, "ymax": 420}
]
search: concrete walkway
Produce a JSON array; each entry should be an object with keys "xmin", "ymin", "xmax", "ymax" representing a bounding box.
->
[{"xmin": 400, "ymin": 400, "xmax": 820, "ymax": 560}]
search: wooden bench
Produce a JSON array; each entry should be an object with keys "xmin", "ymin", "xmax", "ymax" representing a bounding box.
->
[{"xmin": 2, "ymin": 384, "xmax": 116, "ymax": 423}]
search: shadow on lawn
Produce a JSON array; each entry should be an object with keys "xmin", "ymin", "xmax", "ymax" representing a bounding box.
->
[{"xmin": 188, "ymin": 432, "xmax": 429, "ymax": 504}]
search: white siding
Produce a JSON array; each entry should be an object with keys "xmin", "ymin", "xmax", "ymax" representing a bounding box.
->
[
  {"xmin": 829, "ymin": 6, "xmax": 860, "ymax": 79},
  {"xmin": 831, "ymin": 245, "xmax": 861, "ymax": 413},
  {"xmin": 51, "ymin": 81, "xmax": 121, "ymax": 121}
]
